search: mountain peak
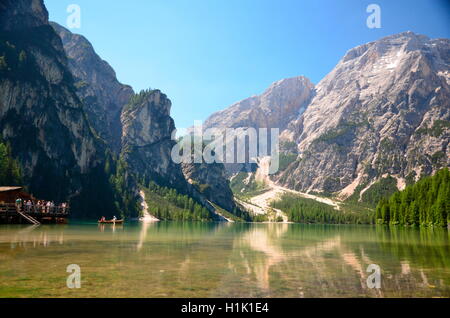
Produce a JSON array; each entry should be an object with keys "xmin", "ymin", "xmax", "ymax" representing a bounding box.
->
[
  {"xmin": 341, "ymin": 31, "xmax": 438, "ymax": 64},
  {"xmin": 0, "ymin": 0, "xmax": 48, "ymax": 31},
  {"xmin": 204, "ymin": 76, "xmax": 314, "ymax": 131},
  {"xmin": 278, "ymin": 32, "xmax": 449, "ymax": 193}
]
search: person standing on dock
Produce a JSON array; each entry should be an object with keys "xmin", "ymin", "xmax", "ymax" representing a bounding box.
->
[
  {"xmin": 37, "ymin": 201, "xmax": 43, "ymax": 213},
  {"xmin": 25, "ymin": 200, "xmax": 32, "ymax": 213},
  {"xmin": 15, "ymin": 197, "xmax": 22, "ymax": 209}
]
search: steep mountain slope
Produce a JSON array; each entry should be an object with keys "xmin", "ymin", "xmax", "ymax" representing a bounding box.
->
[
  {"xmin": 279, "ymin": 32, "xmax": 449, "ymax": 195},
  {"xmin": 202, "ymin": 31, "xmax": 449, "ymax": 213},
  {"xmin": 120, "ymin": 90, "xmax": 240, "ymax": 216},
  {"xmin": 204, "ymin": 76, "xmax": 314, "ymax": 131},
  {"xmin": 182, "ymin": 159, "xmax": 236, "ymax": 213},
  {"xmin": 121, "ymin": 89, "xmax": 188, "ymax": 192},
  {"xmin": 51, "ymin": 22, "xmax": 239, "ymax": 217},
  {"xmin": 0, "ymin": 0, "xmax": 121, "ymax": 217},
  {"xmin": 0, "ymin": 0, "xmax": 240, "ymax": 220},
  {"xmin": 202, "ymin": 76, "xmax": 314, "ymax": 175},
  {"xmin": 50, "ymin": 22, "xmax": 134, "ymax": 153}
]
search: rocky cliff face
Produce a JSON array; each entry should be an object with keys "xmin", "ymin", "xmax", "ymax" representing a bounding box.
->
[
  {"xmin": 120, "ymin": 90, "xmax": 189, "ymax": 192},
  {"xmin": 278, "ymin": 32, "xmax": 450, "ymax": 195},
  {"xmin": 0, "ymin": 0, "xmax": 248, "ymax": 219},
  {"xmin": 0, "ymin": 0, "xmax": 120, "ymax": 217},
  {"xmin": 203, "ymin": 76, "xmax": 314, "ymax": 175},
  {"xmin": 121, "ymin": 89, "xmax": 238, "ymax": 214},
  {"xmin": 182, "ymin": 161, "xmax": 236, "ymax": 213},
  {"xmin": 51, "ymin": 21, "xmax": 238, "ymax": 215},
  {"xmin": 204, "ymin": 76, "xmax": 314, "ymax": 131},
  {"xmin": 204, "ymin": 32, "xmax": 449, "ymax": 198},
  {"xmin": 50, "ymin": 22, "xmax": 134, "ymax": 153},
  {"xmin": 0, "ymin": 0, "xmax": 48, "ymax": 31}
]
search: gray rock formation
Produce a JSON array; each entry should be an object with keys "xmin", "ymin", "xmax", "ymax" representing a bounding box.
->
[
  {"xmin": 182, "ymin": 160, "xmax": 236, "ymax": 213},
  {"xmin": 120, "ymin": 89, "xmax": 189, "ymax": 192},
  {"xmin": 278, "ymin": 32, "xmax": 450, "ymax": 195},
  {"xmin": 204, "ymin": 76, "xmax": 314, "ymax": 131},
  {"xmin": 51, "ymin": 22, "xmax": 239, "ymax": 214},
  {"xmin": 203, "ymin": 32, "xmax": 449, "ymax": 198},
  {"xmin": 0, "ymin": 0, "xmax": 250, "ymax": 219},
  {"xmin": 0, "ymin": 0, "xmax": 48, "ymax": 31},
  {"xmin": 203, "ymin": 76, "xmax": 314, "ymax": 175},
  {"xmin": 50, "ymin": 22, "xmax": 134, "ymax": 153},
  {"xmin": 0, "ymin": 0, "xmax": 121, "ymax": 217},
  {"xmin": 120, "ymin": 89, "xmax": 239, "ymax": 214}
]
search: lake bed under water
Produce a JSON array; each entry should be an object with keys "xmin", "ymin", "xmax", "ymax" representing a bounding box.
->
[{"xmin": 0, "ymin": 222, "xmax": 448, "ymax": 298}]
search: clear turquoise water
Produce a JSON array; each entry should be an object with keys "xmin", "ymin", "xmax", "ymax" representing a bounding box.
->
[{"xmin": 0, "ymin": 222, "xmax": 448, "ymax": 298}]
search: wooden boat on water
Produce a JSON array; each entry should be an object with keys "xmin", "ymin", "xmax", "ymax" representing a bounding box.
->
[{"xmin": 98, "ymin": 219, "xmax": 124, "ymax": 224}]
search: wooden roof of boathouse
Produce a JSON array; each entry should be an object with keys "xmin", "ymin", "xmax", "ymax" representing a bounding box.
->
[
  {"xmin": 0, "ymin": 187, "xmax": 33, "ymax": 203},
  {"xmin": 0, "ymin": 187, "xmax": 23, "ymax": 192}
]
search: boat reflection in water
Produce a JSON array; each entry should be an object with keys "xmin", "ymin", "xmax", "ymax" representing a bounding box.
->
[{"xmin": 0, "ymin": 222, "xmax": 448, "ymax": 298}]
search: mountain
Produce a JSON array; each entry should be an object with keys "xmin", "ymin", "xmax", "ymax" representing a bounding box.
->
[
  {"xmin": 204, "ymin": 76, "xmax": 314, "ymax": 131},
  {"xmin": 204, "ymin": 32, "xmax": 449, "ymax": 204},
  {"xmin": 0, "ymin": 0, "xmax": 48, "ymax": 31},
  {"xmin": 279, "ymin": 32, "xmax": 449, "ymax": 196},
  {"xmin": 182, "ymin": 159, "xmax": 236, "ymax": 213},
  {"xmin": 6, "ymin": 1, "xmax": 446, "ymax": 222},
  {"xmin": 48, "ymin": 23, "xmax": 193, "ymax": 215},
  {"xmin": 50, "ymin": 22, "xmax": 134, "ymax": 153},
  {"xmin": 120, "ymin": 89, "xmax": 188, "ymax": 192},
  {"xmin": 0, "ymin": 0, "xmax": 121, "ymax": 217},
  {"xmin": 202, "ymin": 76, "xmax": 314, "ymax": 175},
  {"xmin": 47, "ymin": 12, "xmax": 238, "ymax": 216},
  {"xmin": 120, "ymin": 89, "xmax": 241, "ymax": 216}
]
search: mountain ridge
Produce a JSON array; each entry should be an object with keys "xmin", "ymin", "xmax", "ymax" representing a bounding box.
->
[
  {"xmin": 50, "ymin": 22, "xmax": 134, "ymax": 154},
  {"xmin": 204, "ymin": 31, "xmax": 450, "ymax": 201},
  {"xmin": 204, "ymin": 76, "xmax": 315, "ymax": 132},
  {"xmin": 0, "ymin": 0, "xmax": 239, "ymax": 219},
  {"xmin": 0, "ymin": 0, "xmax": 123, "ymax": 217}
]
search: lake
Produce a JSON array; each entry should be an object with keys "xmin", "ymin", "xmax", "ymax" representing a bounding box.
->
[{"xmin": 0, "ymin": 222, "xmax": 448, "ymax": 298}]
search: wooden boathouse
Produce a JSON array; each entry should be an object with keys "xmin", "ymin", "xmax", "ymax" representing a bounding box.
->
[{"xmin": 0, "ymin": 187, "xmax": 69, "ymax": 225}]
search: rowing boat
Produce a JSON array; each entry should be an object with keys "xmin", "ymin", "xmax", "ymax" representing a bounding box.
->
[{"xmin": 98, "ymin": 219, "xmax": 124, "ymax": 224}]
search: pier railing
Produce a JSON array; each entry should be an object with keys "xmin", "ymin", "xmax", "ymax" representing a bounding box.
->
[{"xmin": 0, "ymin": 203, "xmax": 70, "ymax": 216}]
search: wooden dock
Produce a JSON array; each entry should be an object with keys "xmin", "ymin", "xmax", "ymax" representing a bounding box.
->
[
  {"xmin": 0, "ymin": 186, "xmax": 69, "ymax": 225},
  {"xmin": 0, "ymin": 203, "xmax": 69, "ymax": 225}
]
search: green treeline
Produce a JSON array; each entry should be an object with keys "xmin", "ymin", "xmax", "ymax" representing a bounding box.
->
[
  {"xmin": 346, "ymin": 176, "xmax": 399, "ymax": 207},
  {"xmin": 272, "ymin": 194, "xmax": 374, "ymax": 224},
  {"xmin": 0, "ymin": 141, "xmax": 22, "ymax": 185},
  {"xmin": 376, "ymin": 168, "xmax": 450, "ymax": 227},
  {"xmin": 144, "ymin": 181, "xmax": 213, "ymax": 222},
  {"xmin": 108, "ymin": 157, "xmax": 140, "ymax": 218}
]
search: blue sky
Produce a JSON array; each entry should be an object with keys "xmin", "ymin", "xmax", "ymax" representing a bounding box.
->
[{"xmin": 44, "ymin": 0, "xmax": 450, "ymax": 129}]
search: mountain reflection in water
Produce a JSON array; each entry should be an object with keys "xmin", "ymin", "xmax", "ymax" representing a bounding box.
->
[{"xmin": 0, "ymin": 222, "xmax": 448, "ymax": 298}]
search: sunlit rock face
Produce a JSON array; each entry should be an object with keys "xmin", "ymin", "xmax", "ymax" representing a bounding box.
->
[
  {"xmin": 0, "ymin": 0, "xmax": 258, "ymax": 219},
  {"xmin": 51, "ymin": 19, "xmax": 238, "ymax": 215},
  {"xmin": 120, "ymin": 89, "xmax": 238, "ymax": 214},
  {"xmin": 0, "ymin": 0, "xmax": 120, "ymax": 217},
  {"xmin": 51, "ymin": 21, "xmax": 238, "ymax": 214},
  {"xmin": 120, "ymin": 90, "xmax": 188, "ymax": 192},
  {"xmin": 51, "ymin": 22, "xmax": 134, "ymax": 154},
  {"xmin": 204, "ymin": 76, "xmax": 315, "ymax": 132},
  {"xmin": 202, "ymin": 32, "xmax": 449, "ymax": 196},
  {"xmin": 182, "ymin": 160, "xmax": 236, "ymax": 213},
  {"xmin": 202, "ymin": 76, "xmax": 315, "ymax": 175},
  {"xmin": 278, "ymin": 32, "xmax": 450, "ymax": 194}
]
